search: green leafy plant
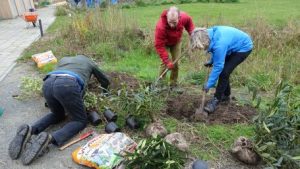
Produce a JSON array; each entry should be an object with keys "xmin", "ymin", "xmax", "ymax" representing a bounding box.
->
[
  {"xmin": 124, "ymin": 135, "xmax": 186, "ymax": 169},
  {"xmin": 113, "ymin": 85, "xmax": 164, "ymax": 127},
  {"xmin": 134, "ymin": 0, "xmax": 148, "ymax": 7},
  {"xmin": 18, "ymin": 77, "xmax": 43, "ymax": 100},
  {"xmin": 237, "ymin": 85, "xmax": 262, "ymax": 108},
  {"xmin": 254, "ymin": 81, "xmax": 300, "ymax": 169},
  {"xmin": 39, "ymin": 0, "xmax": 50, "ymax": 7},
  {"xmin": 84, "ymin": 91, "xmax": 100, "ymax": 111},
  {"xmin": 55, "ymin": 6, "xmax": 69, "ymax": 16},
  {"xmin": 184, "ymin": 70, "xmax": 206, "ymax": 85}
]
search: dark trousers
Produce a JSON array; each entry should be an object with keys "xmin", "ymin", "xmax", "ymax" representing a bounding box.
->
[
  {"xmin": 31, "ymin": 76, "xmax": 87, "ymax": 146},
  {"xmin": 74, "ymin": 0, "xmax": 80, "ymax": 4},
  {"xmin": 214, "ymin": 50, "xmax": 252, "ymax": 100}
]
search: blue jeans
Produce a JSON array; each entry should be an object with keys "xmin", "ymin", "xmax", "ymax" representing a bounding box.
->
[{"xmin": 31, "ymin": 76, "xmax": 87, "ymax": 146}]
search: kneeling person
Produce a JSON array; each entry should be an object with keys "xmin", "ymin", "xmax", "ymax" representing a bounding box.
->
[{"xmin": 8, "ymin": 55, "xmax": 110, "ymax": 165}]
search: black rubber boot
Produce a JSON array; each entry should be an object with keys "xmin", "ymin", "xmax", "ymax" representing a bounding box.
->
[
  {"xmin": 204, "ymin": 97, "xmax": 219, "ymax": 113},
  {"xmin": 8, "ymin": 124, "xmax": 32, "ymax": 160}
]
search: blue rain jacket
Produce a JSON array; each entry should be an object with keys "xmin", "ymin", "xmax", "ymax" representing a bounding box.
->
[{"xmin": 206, "ymin": 26, "xmax": 253, "ymax": 88}]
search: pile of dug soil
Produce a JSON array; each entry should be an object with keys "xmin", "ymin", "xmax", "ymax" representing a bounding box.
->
[
  {"xmin": 107, "ymin": 72, "xmax": 140, "ymax": 90},
  {"xmin": 166, "ymin": 93, "xmax": 257, "ymax": 124},
  {"xmin": 88, "ymin": 72, "xmax": 140, "ymax": 92}
]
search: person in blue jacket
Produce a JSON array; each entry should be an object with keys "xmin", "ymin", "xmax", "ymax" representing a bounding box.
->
[{"xmin": 190, "ymin": 26, "xmax": 253, "ymax": 113}]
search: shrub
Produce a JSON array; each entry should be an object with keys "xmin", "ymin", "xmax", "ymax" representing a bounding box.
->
[
  {"xmin": 62, "ymin": 8, "xmax": 144, "ymax": 60},
  {"xmin": 55, "ymin": 6, "xmax": 68, "ymax": 16},
  {"xmin": 178, "ymin": 0, "xmax": 193, "ymax": 4},
  {"xmin": 134, "ymin": 0, "xmax": 147, "ymax": 7},
  {"xmin": 254, "ymin": 81, "xmax": 300, "ymax": 168},
  {"xmin": 196, "ymin": 0, "xmax": 239, "ymax": 2},
  {"xmin": 160, "ymin": 0, "xmax": 176, "ymax": 5},
  {"xmin": 112, "ymin": 86, "xmax": 164, "ymax": 127},
  {"xmin": 39, "ymin": 0, "xmax": 50, "ymax": 7}
]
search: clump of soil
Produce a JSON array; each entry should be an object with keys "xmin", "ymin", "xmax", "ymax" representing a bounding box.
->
[
  {"xmin": 87, "ymin": 72, "xmax": 140, "ymax": 92},
  {"xmin": 166, "ymin": 93, "xmax": 257, "ymax": 124}
]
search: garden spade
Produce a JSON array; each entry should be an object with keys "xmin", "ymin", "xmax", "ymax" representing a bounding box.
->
[
  {"xmin": 152, "ymin": 55, "xmax": 184, "ymax": 89},
  {"xmin": 194, "ymin": 66, "xmax": 210, "ymax": 122}
]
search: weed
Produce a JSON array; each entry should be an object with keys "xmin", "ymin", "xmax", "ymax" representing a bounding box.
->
[
  {"xmin": 84, "ymin": 91, "xmax": 100, "ymax": 111},
  {"xmin": 39, "ymin": 63, "xmax": 56, "ymax": 74},
  {"xmin": 55, "ymin": 6, "xmax": 69, "ymax": 16},
  {"xmin": 17, "ymin": 77, "xmax": 43, "ymax": 100}
]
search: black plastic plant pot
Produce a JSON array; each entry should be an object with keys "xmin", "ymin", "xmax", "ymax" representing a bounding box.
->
[
  {"xmin": 88, "ymin": 111, "xmax": 101, "ymax": 126},
  {"xmin": 126, "ymin": 115, "xmax": 139, "ymax": 129},
  {"xmin": 105, "ymin": 122, "xmax": 120, "ymax": 133},
  {"xmin": 104, "ymin": 109, "xmax": 118, "ymax": 122},
  {"xmin": 192, "ymin": 160, "xmax": 208, "ymax": 169}
]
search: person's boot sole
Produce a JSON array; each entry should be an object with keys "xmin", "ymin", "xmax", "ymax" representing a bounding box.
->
[
  {"xmin": 203, "ymin": 107, "xmax": 213, "ymax": 114},
  {"xmin": 8, "ymin": 124, "xmax": 32, "ymax": 160},
  {"xmin": 21, "ymin": 132, "xmax": 51, "ymax": 165},
  {"xmin": 203, "ymin": 105, "xmax": 218, "ymax": 114}
]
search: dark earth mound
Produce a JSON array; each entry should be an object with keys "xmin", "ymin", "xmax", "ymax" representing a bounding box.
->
[
  {"xmin": 88, "ymin": 72, "xmax": 140, "ymax": 92},
  {"xmin": 166, "ymin": 93, "xmax": 257, "ymax": 124}
]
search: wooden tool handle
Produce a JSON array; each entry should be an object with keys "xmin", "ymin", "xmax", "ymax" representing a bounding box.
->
[
  {"xmin": 59, "ymin": 131, "xmax": 93, "ymax": 151},
  {"xmin": 59, "ymin": 139, "xmax": 80, "ymax": 151},
  {"xmin": 155, "ymin": 55, "xmax": 185, "ymax": 84}
]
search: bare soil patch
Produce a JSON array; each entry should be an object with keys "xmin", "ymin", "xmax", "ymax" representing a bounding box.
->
[
  {"xmin": 88, "ymin": 72, "xmax": 140, "ymax": 92},
  {"xmin": 107, "ymin": 72, "xmax": 140, "ymax": 90},
  {"xmin": 166, "ymin": 93, "xmax": 257, "ymax": 124}
]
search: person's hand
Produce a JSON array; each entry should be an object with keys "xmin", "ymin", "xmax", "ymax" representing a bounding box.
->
[
  {"xmin": 204, "ymin": 62, "xmax": 213, "ymax": 67},
  {"xmin": 166, "ymin": 61, "xmax": 174, "ymax": 70},
  {"xmin": 202, "ymin": 85, "xmax": 209, "ymax": 93}
]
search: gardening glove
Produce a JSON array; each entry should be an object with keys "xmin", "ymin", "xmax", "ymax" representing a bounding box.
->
[
  {"xmin": 204, "ymin": 62, "xmax": 213, "ymax": 68},
  {"xmin": 202, "ymin": 85, "xmax": 209, "ymax": 93},
  {"xmin": 166, "ymin": 60, "xmax": 174, "ymax": 70}
]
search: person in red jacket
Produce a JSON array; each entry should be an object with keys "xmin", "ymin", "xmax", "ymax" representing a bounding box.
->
[{"xmin": 155, "ymin": 6, "xmax": 195, "ymax": 89}]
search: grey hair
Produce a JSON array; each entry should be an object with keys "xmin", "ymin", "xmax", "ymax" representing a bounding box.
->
[
  {"xmin": 190, "ymin": 27, "xmax": 210, "ymax": 50},
  {"xmin": 167, "ymin": 6, "xmax": 180, "ymax": 19}
]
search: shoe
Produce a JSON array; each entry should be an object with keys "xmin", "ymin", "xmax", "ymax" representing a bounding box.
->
[
  {"xmin": 8, "ymin": 124, "xmax": 32, "ymax": 160},
  {"xmin": 204, "ymin": 97, "xmax": 219, "ymax": 113},
  {"xmin": 220, "ymin": 95, "xmax": 230, "ymax": 104},
  {"xmin": 21, "ymin": 132, "xmax": 52, "ymax": 165}
]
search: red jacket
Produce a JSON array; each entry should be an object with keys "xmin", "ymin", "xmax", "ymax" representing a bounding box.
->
[{"xmin": 155, "ymin": 10, "xmax": 195, "ymax": 64}]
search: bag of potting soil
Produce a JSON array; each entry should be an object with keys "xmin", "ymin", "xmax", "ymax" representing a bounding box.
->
[
  {"xmin": 32, "ymin": 50, "xmax": 57, "ymax": 68},
  {"xmin": 72, "ymin": 132, "xmax": 137, "ymax": 169}
]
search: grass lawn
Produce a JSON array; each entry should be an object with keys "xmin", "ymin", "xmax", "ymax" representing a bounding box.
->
[{"xmin": 124, "ymin": 0, "xmax": 300, "ymax": 27}]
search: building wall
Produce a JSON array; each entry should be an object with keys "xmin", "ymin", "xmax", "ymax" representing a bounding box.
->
[
  {"xmin": 0, "ymin": 0, "xmax": 34, "ymax": 19},
  {"xmin": 0, "ymin": 0, "xmax": 13, "ymax": 19}
]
